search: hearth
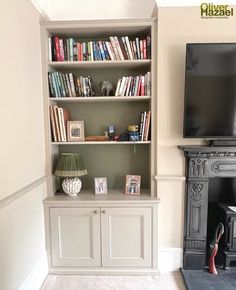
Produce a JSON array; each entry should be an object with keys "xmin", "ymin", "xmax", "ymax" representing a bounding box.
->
[{"xmin": 181, "ymin": 268, "xmax": 236, "ymax": 290}]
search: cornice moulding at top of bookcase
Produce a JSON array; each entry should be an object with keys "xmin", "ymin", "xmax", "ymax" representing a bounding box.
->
[
  {"xmin": 41, "ymin": 18, "xmax": 157, "ymax": 37},
  {"xmin": 40, "ymin": 18, "xmax": 157, "ymax": 28}
]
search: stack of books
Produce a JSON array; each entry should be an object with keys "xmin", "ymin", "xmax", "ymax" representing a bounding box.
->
[
  {"xmin": 48, "ymin": 72, "xmax": 95, "ymax": 97},
  {"xmin": 49, "ymin": 105, "xmax": 70, "ymax": 142},
  {"xmin": 139, "ymin": 111, "xmax": 151, "ymax": 141},
  {"xmin": 48, "ymin": 35, "xmax": 151, "ymax": 61},
  {"xmin": 115, "ymin": 72, "xmax": 151, "ymax": 96}
]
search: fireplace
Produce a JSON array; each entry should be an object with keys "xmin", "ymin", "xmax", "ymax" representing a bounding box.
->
[
  {"xmin": 179, "ymin": 146, "xmax": 236, "ymax": 270},
  {"xmin": 214, "ymin": 203, "xmax": 236, "ymax": 269}
]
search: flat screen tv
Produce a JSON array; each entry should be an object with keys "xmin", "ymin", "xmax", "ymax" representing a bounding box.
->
[{"xmin": 184, "ymin": 43, "xmax": 236, "ymax": 138}]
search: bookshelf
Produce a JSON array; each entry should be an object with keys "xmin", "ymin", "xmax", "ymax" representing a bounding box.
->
[
  {"xmin": 49, "ymin": 96, "xmax": 151, "ymax": 102},
  {"xmin": 48, "ymin": 59, "xmax": 151, "ymax": 68},
  {"xmin": 41, "ymin": 19, "xmax": 159, "ymax": 274}
]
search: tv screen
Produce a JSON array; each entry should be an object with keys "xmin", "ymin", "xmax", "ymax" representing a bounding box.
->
[{"xmin": 184, "ymin": 43, "xmax": 236, "ymax": 138}]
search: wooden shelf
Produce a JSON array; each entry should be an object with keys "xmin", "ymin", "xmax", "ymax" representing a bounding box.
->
[
  {"xmin": 49, "ymin": 96, "xmax": 151, "ymax": 102},
  {"xmin": 51, "ymin": 141, "xmax": 151, "ymax": 145},
  {"xmin": 48, "ymin": 59, "xmax": 151, "ymax": 69}
]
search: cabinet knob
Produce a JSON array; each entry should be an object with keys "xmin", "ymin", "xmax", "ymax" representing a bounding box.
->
[
  {"xmin": 101, "ymin": 210, "xmax": 106, "ymax": 214},
  {"xmin": 93, "ymin": 210, "xmax": 98, "ymax": 214}
]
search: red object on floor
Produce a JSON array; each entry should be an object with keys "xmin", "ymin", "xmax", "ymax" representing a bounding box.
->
[{"xmin": 208, "ymin": 223, "xmax": 224, "ymax": 275}]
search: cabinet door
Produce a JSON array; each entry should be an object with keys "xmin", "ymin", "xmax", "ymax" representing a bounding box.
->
[
  {"xmin": 50, "ymin": 207, "xmax": 101, "ymax": 267},
  {"xmin": 101, "ymin": 207, "xmax": 152, "ymax": 267}
]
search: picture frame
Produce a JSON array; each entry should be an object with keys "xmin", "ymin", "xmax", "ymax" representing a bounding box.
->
[
  {"xmin": 125, "ymin": 175, "xmax": 141, "ymax": 195},
  {"xmin": 67, "ymin": 121, "xmax": 85, "ymax": 142},
  {"xmin": 94, "ymin": 177, "xmax": 108, "ymax": 195}
]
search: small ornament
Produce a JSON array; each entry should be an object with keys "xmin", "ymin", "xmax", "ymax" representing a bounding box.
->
[
  {"xmin": 62, "ymin": 177, "xmax": 82, "ymax": 197},
  {"xmin": 100, "ymin": 81, "xmax": 115, "ymax": 96}
]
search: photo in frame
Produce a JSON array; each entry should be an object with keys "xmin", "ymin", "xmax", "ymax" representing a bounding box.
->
[
  {"xmin": 94, "ymin": 177, "xmax": 108, "ymax": 194},
  {"xmin": 125, "ymin": 175, "xmax": 141, "ymax": 195},
  {"xmin": 67, "ymin": 121, "xmax": 85, "ymax": 142}
]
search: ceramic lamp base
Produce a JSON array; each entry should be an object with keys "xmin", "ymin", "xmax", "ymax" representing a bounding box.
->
[{"xmin": 62, "ymin": 177, "xmax": 82, "ymax": 196}]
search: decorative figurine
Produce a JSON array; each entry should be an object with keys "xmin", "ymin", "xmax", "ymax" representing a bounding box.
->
[
  {"xmin": 100, "ymin": 81, "xmax": 115, "ymax": 96},
  {"xmin": 108, "ymin": 125, "xmax": 115, "ymax": 140},
  {"xmin": 208, "ymin": 223, "xmax": 224, "ymax": 275}
]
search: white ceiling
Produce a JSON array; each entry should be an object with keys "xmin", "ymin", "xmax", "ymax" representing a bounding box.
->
[{"xmin": 32, "ymin": 0, "xmax": 236, "ymax": 20}]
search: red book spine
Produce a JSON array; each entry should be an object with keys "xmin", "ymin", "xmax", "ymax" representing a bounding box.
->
[
  {"xmin": 137, "ymin": 76, "xmax": 142, "ymax": 96},
  {"xmin": 77, "ymin": 43, "xmax": 80, "ymax": 61},
  {"xmin": 143, "ymin": 39, "xmax": 147, "ymax": 59},
  {"xmin": 54, "ymin": 36, "xmax": 60, "ymax": 61},
  {"xmin": 141, "ymin": 76, "xmax": 145, "ymax": 96},
  {"xmin": 140, "ymin": 40, "xmax": 143, "ymax": 59},
  {"xmin": 80, "ymin": 43, "xmax": 83, "ymax": 61},
  {"xmin": 59, "ymin": 39, "xmax": 65, "ymax": 61}
]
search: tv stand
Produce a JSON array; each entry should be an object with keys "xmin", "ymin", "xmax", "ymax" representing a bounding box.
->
[{"xmin": 209, "ymin": 140, "xmax": 236, "ymax": 147}]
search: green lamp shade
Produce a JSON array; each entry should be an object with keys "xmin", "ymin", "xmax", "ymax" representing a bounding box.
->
[{"xmin": 54, "ymin": 153, "xmax": 87, "ymax": 177}]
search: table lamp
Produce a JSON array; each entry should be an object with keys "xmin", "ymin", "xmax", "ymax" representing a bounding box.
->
[{"xmin": 54, "ymin": 153, "xmax": 87, "ymax": 196}]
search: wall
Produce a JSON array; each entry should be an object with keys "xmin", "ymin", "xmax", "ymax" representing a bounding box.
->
[
  {"xmin": 157, "ymin": 6, "xmax": 236, "ymax": 268},
  {"xmin": 0, "ymin": 0, "xmax": 47, "ymax": 289},
  {"xmin": 47, "ymin": 0, "xmax": 156, "ymax": 20}
]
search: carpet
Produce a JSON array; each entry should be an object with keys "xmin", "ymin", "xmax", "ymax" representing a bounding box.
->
[
  {"xmin": 40, "ymin": 273, "xmax": 186, "ymax": 290},
  {"xmin": 181, "ymin": 268, "xmax": 236, "ymax": 290}
]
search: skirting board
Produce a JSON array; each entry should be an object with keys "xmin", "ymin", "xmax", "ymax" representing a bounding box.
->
[
  {"xmin": 159, "ymin": 247, "xmax": 183, "ymax": 273},
  {"xmin": 49, "ymin": 268, "xmax": 159, "ymax": 276},
  {"xmin": 20, "ymin": 252, "xmax": 48, "ymax": 290}
]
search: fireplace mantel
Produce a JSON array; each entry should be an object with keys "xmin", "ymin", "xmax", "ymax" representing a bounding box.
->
[{"xmin": 179, "ymin": 145, "xmax": 236, "ymax": 270}]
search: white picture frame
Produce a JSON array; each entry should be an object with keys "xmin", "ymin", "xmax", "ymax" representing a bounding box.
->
[
  {"xmin": 94, "ymin": 177, "xmax": 108, "ymax": 194},
  {"xmin": 67, "ymin": 120, "xmax": 85, "ymax": 142},
  {"xmin": 125, "ymin": 175, "xmax": 141, "ymax": 195}
]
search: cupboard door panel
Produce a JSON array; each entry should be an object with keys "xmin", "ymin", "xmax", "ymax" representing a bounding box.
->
[
  {"xmin": 101, "ymin": 207, "xmax": 152, "ymax": 267},
  {"xmin": 50, "ymin": 207, "xmax": 101, "ymax": 267}
]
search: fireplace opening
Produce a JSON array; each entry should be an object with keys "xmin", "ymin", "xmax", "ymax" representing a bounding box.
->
[
  {"xmin": 179, "ymin": 146, "xmax": 236, "ymax": 289},
  {"xmin": 207, "ymin": 178, "xmax": 236, "ymax": 269}
]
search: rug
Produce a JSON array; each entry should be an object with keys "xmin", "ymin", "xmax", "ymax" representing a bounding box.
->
[{"xmin": 40, "ymin": 273, "xmax": 186, "ymax": 290}]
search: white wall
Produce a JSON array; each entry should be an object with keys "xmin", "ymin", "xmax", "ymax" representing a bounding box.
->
[
  {"xmin": 0, "ymin": 0, "xmax": 47, "ymax": 289},
  {"xmin": 157, "ymin": 6, "xmax": 236, "ymax": 251},
  {"xmin": 0, "ymin": 0, "xmax": 45, "ymax": 200},
  {"xmin": 0, "ymin": 184, "xmax": 47, "ymax": 290},
  {"xmin": 46, "ymin": 0, "xmax": 156, "ymax": 20}
]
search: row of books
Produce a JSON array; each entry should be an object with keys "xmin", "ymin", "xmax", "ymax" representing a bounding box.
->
[
  {"xmin": 139, "ymin": 111, "xmax": 151, "ymax": 141},
  {"xmin": 115, "ymin": 72, "xmax": 151, "ymax": 97},
  {"xmin": 49, "ymin": 105, "xmax": 70, "ymax": 142},
  {"xmin": 49, "ymin": 35, "xmax": 151, "ymax": 62},
  {"xmin": 48, "ymin": 71, "xmax": 151, "ymax": 98},
  {"xmin": 48, "ymin": 72, "xmax": 95, "ymax": 98},
  {"xmin": 50, "ymin": 105, "xmax": 151, "ymax": 143}
]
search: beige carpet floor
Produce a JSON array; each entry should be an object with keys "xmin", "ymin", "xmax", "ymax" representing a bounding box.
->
[{"xmin": 40, "ymin": 273, "xmax": 186, "ymax": 290}]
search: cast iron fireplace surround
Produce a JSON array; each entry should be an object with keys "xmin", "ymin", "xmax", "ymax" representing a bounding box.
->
[{"xmin": 179, "ymin": 146, "xmax": 236, "ymax": 270}]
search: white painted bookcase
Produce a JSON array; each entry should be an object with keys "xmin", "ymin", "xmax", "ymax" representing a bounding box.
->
[{"xmin": 41, "ymin": 18, "xmax": 160, "ymax": 274}]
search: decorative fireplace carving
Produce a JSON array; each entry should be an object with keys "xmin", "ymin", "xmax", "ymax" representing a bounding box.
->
[
  {"xmin": 179, "ymin": 146, "xmax": 236, "ymax": 270},
  {"xmin": 190, "ymin": 158, "xmax": 207, "ymax": 177}
]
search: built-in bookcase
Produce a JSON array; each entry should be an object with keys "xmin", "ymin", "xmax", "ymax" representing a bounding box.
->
[{"xmin": 41, "ymin": 19, "xmax": 157, "ymax": 198}]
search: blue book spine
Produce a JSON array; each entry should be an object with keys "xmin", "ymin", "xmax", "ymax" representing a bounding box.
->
[
  {"xmin": 92, "ymin": 41, "xmax": 98, "ymax": 60},
  {"xmin": 51, "ymin": 72, "xmax": 59, "ymax": 97},
  {"xmin": 69, "ymin": 38, "xmax": 74, "ymax": 61},
  {"xmin": 55, "ymin": 72, "xmax": 63, "ymax": 96},
  {"xmin": 96, "ymin": 42, "xmax": 102, "ymax": 60},
  {"xmin": 102, "ymin": 41, "xmax": 110, "ymax": 60}
]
